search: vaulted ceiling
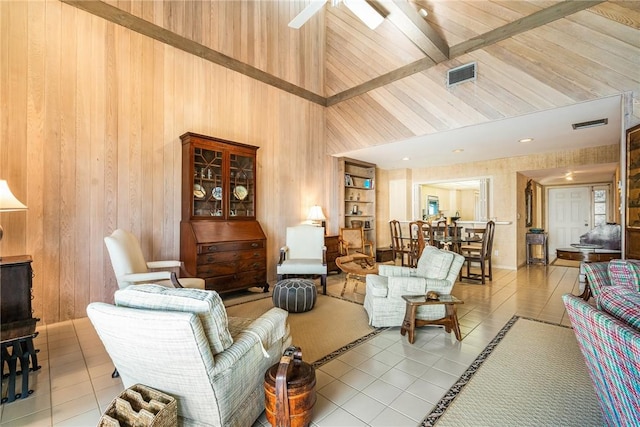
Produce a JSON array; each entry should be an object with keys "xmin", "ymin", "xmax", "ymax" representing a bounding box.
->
[{"xmin": 65, "ymin": 0, "xmax": 640, "ymax": 167}]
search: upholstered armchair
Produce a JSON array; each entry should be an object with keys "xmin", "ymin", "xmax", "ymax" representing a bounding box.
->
[
  {"xmin": 104, "ymin": 229, "xmax": 205, "ymax": 290},
  {"xmin": 277, "ymin": 224, "xmax": 327, "ymax": 294},
  {"xmin": 364, "ymin": 246, "xmax": 464, "ymax": 327},
  {"xmin": 88, "ymin": 284, "xmax": 291, "ymax": 427},
  {"xmin": 565, "ymin": 259, "xmax": 640, "ymax": 426}
]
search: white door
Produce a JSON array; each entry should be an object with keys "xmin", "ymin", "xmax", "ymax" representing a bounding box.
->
[{"xmin": 548, "ymin": 187, "xmax": 591, "ymax": 259}]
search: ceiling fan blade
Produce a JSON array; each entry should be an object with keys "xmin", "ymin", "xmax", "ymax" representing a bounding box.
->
[
  {"xmin": 289, "ymin": 0, "xmax": 328, "ymax": 29},
  {"xmin": 343, "ymin": 0, "xmax": 385, "ymax": 30}
]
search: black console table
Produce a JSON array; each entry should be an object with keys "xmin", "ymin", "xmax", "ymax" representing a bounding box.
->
[{"xmin": 1, "ymin": 255, "xmax": 40, "ymax": 403}]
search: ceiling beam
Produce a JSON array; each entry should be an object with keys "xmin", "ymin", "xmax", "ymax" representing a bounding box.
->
[
  {"xmin": 382, "ymin": 0, "xmax": 449, "ymax": 62},
  {"xmin": 326, "ymin": 56, "xmax": 435, "ymax": 106},
  {"xmin": 60, "ymin": 0, "xmax": 327, "ymax": 107}
]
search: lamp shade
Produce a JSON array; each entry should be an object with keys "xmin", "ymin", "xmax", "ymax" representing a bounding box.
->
[
  {"xmin": 307, "ymin": 205, "xmax": 326, "ymax": 221},
  {"xmin": 0, "ymin": 180, "xmax": 27, "ymax": 211}
]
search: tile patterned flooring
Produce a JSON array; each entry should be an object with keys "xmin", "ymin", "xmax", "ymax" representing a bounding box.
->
[{"xmin": 0, "ymin": 264, "xmax": 582, "ymax": 426}]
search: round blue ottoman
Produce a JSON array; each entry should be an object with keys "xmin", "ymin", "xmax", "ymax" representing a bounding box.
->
[{"xmin": 272, "ymin": 278, "xmax": 317, "ymax": 313}]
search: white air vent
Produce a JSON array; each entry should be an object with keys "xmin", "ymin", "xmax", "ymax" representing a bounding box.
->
[
  {"xmin": 572, "ymin": 118, "xmax": 608, "ymax": 130},
  {"xmin": 447, "ymin": 62, "xmax": 477, "ymax": 87}
]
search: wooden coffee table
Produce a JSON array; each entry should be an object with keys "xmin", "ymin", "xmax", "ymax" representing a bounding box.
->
[
  {"xmin": 400, "ymin": 294, "xmax": 464, "ymax": 344},
  {"xmin": 335, "ymin": 253, "xmax": 378, "ymax": 296}
]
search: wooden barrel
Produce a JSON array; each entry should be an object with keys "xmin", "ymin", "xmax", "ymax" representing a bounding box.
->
[{"xmin": 264, "ymin": 347, "xmax": 316, "ymax": 427}]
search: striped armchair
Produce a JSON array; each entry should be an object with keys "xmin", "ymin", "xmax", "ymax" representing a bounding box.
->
[
  {"xmin": 87, "ymin": 285, "xmax": 291, "ymax": 427},
  {"xmin": 364, "ymin": 246, "xmax": 464, "ymax": 327},
  {"xmin": 563, "ymin": 259, "xmax": 640, "ymax": 426}
]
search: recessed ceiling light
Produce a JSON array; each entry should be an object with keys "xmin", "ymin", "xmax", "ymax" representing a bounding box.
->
[
  {"xmin": 519, "ymin": 138, "xmax": 534, "ymax": 143},
  {"xmin": 419, "ymin": 8, "xmax": 428, "ymax": 17},
  {"xmin": 402, "ymin": 157, "xmax": 410, "ymax": 161},
  {"xmin": 452, "ymin": 149, "xmax": 464, "ymax": 153}
]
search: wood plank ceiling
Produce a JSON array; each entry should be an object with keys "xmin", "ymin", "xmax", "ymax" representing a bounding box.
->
[{"xmin": 66, "ymin": 0, "xmax": 640, "ymax": 156}]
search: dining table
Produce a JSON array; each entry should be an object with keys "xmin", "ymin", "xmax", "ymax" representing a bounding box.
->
[{"xmin": 433, "ymin": 235, "xmax": 482, "ymax": 254}]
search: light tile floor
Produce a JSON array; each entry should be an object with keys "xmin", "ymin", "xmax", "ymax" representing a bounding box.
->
[{"xmin": 1, "ymin": 264, "xmax": 582, "ymax": 426}]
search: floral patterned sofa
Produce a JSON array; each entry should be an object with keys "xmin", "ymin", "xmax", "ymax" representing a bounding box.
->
[{"xmin": 563, "ymin": 259, "xmax": 640, "ymax": 426}]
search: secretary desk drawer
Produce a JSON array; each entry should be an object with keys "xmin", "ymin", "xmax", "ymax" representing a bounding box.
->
[
  {"xmin": 198, "ymin": 240, "xmax": 264, "ymax": 254},
  {"xmin": 197, "ymin": 249, "xmax": 265, "ymax": 265},
  {"xmin": 197, "ymin": 258, "xmax": 266, "ymax": 277},
  {"xmin": 205, "ymin": 270, "xmax": 267, "ymax": 292}
]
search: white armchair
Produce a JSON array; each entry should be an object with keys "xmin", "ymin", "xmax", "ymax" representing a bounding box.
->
[
  {"xmin": 87, "ymin": 284, "xmax": 291, "ymax": 427},
  {"xmin": 277, "ymin": 225, "xmax": 328, "ymax": 294},
  {"xmin": 104, "ymin": 229, "xmax": 204, "ymax": 289},
  {"xmin": 364, "ymin": 246, "xmax": 465, "ymax": 327}
]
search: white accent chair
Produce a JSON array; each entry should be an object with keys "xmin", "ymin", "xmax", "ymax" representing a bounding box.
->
[
  {"xmin": 104, "ymin": 229, "xmax": 205, "ymax": 289},
  {"xmin": 87, "ymin": 284, "xmax": 291, "ymax": 427},
  {"xmin": 277, "ymin": 225, "xmax": 328, "ymax": 294},
  {"xmin": 364, "ymin": 246, "xmax": 465, "ymax": 327}
]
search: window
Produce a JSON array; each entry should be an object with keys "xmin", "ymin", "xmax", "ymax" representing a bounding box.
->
[{"xmin": 592, "ymin": 186, "xmax": 610, "ymax": 226}]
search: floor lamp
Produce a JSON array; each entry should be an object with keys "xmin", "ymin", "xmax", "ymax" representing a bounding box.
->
[{"xmin": 0, "ymin": 180, "xmax": 28, "ymax": 253}]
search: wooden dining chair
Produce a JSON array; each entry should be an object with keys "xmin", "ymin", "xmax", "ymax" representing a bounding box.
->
[
  {"xmin": 460, "ymin": 227, "xmax": 485, "ymax": 252},
  {"xmin": 408, "ymin": 220, "xmax": 429, "ymax": 267},
  {"xmin": 460, "ymin": 221, "xmax": 495, "ymax": 284},
  {"xmin": 389, "ymin": 220, "xmax": 411, "ymax": 266},
  {"xmin": 433, "ymin": 220, "xmax": 450, "ymax": 250}
]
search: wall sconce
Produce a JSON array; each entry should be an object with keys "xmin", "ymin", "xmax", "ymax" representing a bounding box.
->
[
  {"xmin": 0, "ymin": 179, "xmax": 28, "ymax": 244},
  {"xmin": 307, "ymin": 205, "xmax": 326, "ymax": 228}
]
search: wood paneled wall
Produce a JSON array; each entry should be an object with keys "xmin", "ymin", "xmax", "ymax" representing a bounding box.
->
[
  {"xmin": 102, "ymin": 0, "xmax": 326, "ymax": 96},
  {"xmin": 1, "ymin": 1, "xmax": 634, "ymax": 324},
  {"xmin": 0, "ymin": 0, "xmax": 328, "ymax": 324}
]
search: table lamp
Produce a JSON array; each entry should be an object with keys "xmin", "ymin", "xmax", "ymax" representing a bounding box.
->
[
  {"xmin": 307, "ymin": 205, "xmax": 326, "ymax": 228},
  {"xmin": 0, "ymin": 179, "xmax": 28, "ymax": 244}
]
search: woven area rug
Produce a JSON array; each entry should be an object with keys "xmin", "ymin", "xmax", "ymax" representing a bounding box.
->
[
  {"xmin": 422, "ymin": 316, "xmax": 602, "ymax": 426},
  {"xmin": 551, "ymin": 258, "xmax": 581, "ymax": 268},
  {"xmin": 224, "ymin": 294, "xmax": 382, "ymax": 364}
]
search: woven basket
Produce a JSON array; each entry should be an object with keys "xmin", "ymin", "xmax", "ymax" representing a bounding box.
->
[{"xmin": 98, "ymin": 384, "xmax": 177, "ymax": 427}]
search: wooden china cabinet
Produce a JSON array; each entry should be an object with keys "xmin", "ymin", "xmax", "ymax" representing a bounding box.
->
[
  {"xmin": 626, "ymin": 124, "xmax": 640, "ymax": 259},
  {"xmin": 180, "ymin": 132, "xmax": 268, "ymax": 293}
]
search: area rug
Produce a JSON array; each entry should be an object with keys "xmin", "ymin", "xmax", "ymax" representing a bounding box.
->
[
  {"xmin": 551, "ymin": 258, "xmax": 581, "ymax": 268},
  {"xmin": 224, "ymin": 294, "xmax": 383, "ymax": 363},
  {"xmin": 421, "ymin": 316, "xmax": 602, "ymax": 426}
]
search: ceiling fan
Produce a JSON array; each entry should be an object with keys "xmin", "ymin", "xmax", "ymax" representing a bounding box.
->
[{"xmin": 289, "ymin": 0, "xmax": 385, "ymax": 30}]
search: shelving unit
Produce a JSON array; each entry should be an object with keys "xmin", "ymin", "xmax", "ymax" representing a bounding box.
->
[{"xmin": 339, "ymin": 157, "xmax": 376, "ymax": 255}]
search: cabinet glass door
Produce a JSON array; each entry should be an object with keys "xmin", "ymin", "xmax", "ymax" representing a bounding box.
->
[
  {"xmin": 193, "ymin": 147, "xmax": 223, "ymax": 217},
  {"xmin": 229, "ymin": 154, "xmax": 255, "ymax": 218}
]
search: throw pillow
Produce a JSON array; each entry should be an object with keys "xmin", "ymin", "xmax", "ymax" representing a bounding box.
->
[
  {"xmin": 599, "ymin": 286, "xmax": 640, "ymax": 331},
  {"xmin": 115, "ymin": 284, "xmax": 233, "ymax": 354},
  {"xmin": 608, "ymin": 260, "xmax": 640, "ymax": 292},
  {"xmin": 416, "ymin": 246, "xmax": 455, "ymax": 280}
]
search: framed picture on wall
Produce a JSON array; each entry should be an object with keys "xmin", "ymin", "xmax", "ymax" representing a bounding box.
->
[{"xmin": 627, "ymin": 124, "xmax": 640, "ymax": 229}]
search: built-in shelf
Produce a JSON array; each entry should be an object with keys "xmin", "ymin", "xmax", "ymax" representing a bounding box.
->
[{"xmin": 340, "ymin": 157, "xmax": 376, "ymax": 253}]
